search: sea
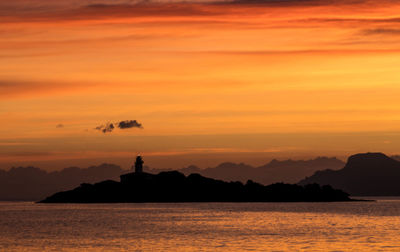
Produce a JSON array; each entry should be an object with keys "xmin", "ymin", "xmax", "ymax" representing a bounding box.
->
[{"xmin": 0, "ymin": 198, "xmax": 400, "ymax": 251}]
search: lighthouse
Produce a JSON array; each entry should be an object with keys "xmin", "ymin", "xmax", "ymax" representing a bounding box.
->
[{"xmin": 134, "ymin": 155, "xmax": 144, "ymax": 173}]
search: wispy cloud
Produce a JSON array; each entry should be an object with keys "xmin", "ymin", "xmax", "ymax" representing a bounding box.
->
[
  {"xmin": 1, "ymin": 0, "xmax": 382, "ymax": 25},
  {"xmin": 228, "ymin": 0, "xmax": 334, "ymax": 6},
  {"xmin": 0, "ymin": 2, "xmax": 224, "ymax": 24},
  {"xmin": 362, "ymin": 28, "xmax": 400, "ymax": 35}
]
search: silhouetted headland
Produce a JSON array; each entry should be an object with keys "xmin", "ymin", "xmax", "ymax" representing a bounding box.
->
[
  {"xmin": 299, "ymin": 152, "xmax": 400, "ymax": 196},
  {"xmin": 39, "ymin": 170, "xmax": 353, "ymax": 203}
]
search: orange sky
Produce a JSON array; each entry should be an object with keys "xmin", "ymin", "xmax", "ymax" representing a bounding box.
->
[{"xmin": 1, "ymin": 0, "xmax": 400, "ymax": 170}]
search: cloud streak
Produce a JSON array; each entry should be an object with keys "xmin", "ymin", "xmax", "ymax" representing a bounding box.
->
[
  {"xmin": 362, "ymin": 28, "xmax": 400, "ymax": 35},
  {"xmin": 228, "ymin": 0, "xmax": 334, "ymax": 6},
  {"xmin": 0, "ymin": 2, "xmax": 224, "ymax": 24},
  {"xmin": 1, "ymin": 0, "xmax": 384, "ymax": 25}
]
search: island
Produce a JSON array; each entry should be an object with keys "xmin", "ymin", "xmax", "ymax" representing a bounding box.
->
[
  {"xmin": 39, "ymin": 156, "xmax": 352, "ymax": 203},
  {"xmin": 299, "ymin": 152, "xmax": 400, "ymax": 196}
]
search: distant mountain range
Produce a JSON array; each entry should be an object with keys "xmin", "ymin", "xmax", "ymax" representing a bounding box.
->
[
  {"xmin": 0, "ymin": 164, "xmax": 124, "ymax": 201},
  {"xmin": 299, "ymin": 153, "xmax": 400, "ymax": 196},
  {"xmin": 0, "ymin": 157, "xmax": 344, "ymax": 201},
  {"xmin": 3, "ymin": 153, "xmax": 400, "ymax": 201},
  {"xmin": 146, "ymin": 157, "xmax": 345, "ymax": 185}
]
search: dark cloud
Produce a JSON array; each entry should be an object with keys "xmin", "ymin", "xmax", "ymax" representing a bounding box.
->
[
  {"xmin": 229, "ymin": 0, "xmax": 320, "ymax": 5},
  {"xmin": 0, "ymin": 2, "xmax": 222, "ymax": 24},
  {"xmin": 224, "ymin": 0, "xmax": 370, "ymax": 6},
  {"xmin": 85, "ymin": 4, "xmax": 131, "ymax": 8},
  {"xmin": 118, "ymin": 120, "xmax": 143, "ymax": 129},
  {"xmin": 95, "ymin": 120, "xmax": 143, "ymax": 133},
  {"xmin": 56, "ymin": 124, "xmax": 64, "ymax": 128},
  {"xmin": 95, "ymin": 123, "xmax": 115, "ymax": 133},
  {"xmin": 2, "ymin": 0, "xmax": 394, "ymax": 24}
]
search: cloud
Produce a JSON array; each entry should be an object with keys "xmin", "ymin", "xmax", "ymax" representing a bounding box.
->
[
  {"xmin": 95, "ymin": 120, "xmax": 143, "ymax": 133},
  {"xmin": 0, "ymin": 79, "xmax": 98, "ymax": 99},
  {"xmin": 221, "ymin": 0, "xmax": 379, "ymax": 7},
  {"xmin": 56, "ymin": 124, "xmax": 64, "ymax": 128},
  {"xmin": 95, "ymin": 123, "xmax": 115, "ymax": 133},
  {"xmin": 229, "ymin": 0, "xmax": 322, "ymax": 5},
  {"xmin": 303, "ymin": 17, "xmax": 400, "ymax": 25},
  {"xmin": 1, "ymin": 0, "xmax": 395, "ymax": 26},
  {"xmin": 362, "ymin": 28, "xmax": 400, "ymax": 36},
  {"xmin": 0, "ymin": 2, "xmax": 223, "ymax": 24},
  {"xmin": 118, "ymin": 120, "xmax": 143, "ymax": 129}
]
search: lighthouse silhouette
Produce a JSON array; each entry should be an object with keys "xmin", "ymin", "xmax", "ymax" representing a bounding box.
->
[{"xmin": 134, "ymin": 155, "xmax": 144, "ymax": 173}]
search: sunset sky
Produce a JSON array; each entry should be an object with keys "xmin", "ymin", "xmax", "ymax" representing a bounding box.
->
[{"xmin": 1, "ymin": 0, "xmax": 400, "ymax": 170}]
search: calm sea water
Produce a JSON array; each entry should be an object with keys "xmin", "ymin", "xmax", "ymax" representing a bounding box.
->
[{"xmin": 1, "ymin": 199, "xmax": 400, "ymax": 251}]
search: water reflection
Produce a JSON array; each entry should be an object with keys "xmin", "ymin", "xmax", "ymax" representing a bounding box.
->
[{"xmin": 0, "ymin": 199, "xmax": 400, "ymax": 251}]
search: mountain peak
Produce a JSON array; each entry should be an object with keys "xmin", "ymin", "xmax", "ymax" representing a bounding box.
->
[
  {"xmin": 348, "ymin": 152, "xmax": 390, "ymax": 160},
  {"xmin": 345, "ymin": 152, "xmax": 397, "ymax": 171},
  {"xmin": 298, "ymin": 152, "xmax": 400, "ymax": 195}
]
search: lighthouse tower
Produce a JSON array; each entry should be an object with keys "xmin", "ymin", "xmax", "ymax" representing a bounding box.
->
[{"xmin": 134, "ymin": 155, "xmax": 144, "ymax": 173}]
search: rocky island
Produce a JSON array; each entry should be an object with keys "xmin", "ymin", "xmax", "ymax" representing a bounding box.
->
[
  {"xmin": 299, "ymin": 152, "xmax": 400, "ymax": 196},
  {"xmin": 39, "ymin": 156, "xmax": 352, "ymax": 203}
]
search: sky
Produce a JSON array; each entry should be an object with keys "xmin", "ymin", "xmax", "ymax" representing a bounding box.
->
[{"xmin": 1, "ymin": 0, "xmax": 400, "ymax": 170}]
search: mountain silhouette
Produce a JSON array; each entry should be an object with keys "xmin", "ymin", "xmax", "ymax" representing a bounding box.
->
[
  {"xmin": 298, "ymin": 153, "xmax": 400, "ymax": 196},
  {"xmin": 0, "ymin": 164, "xmax": 124, "ymax": 201},
  {"xmin": 146, "ymin": 157, "xmax": 344, "ymax": 185},
  {"xmin": 0, "ymin": 157, "xmax": 345, "ymax": 201},
  {"xmin": 39, "ymin": 171, "xmax": 352, "ymax": 203}
]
